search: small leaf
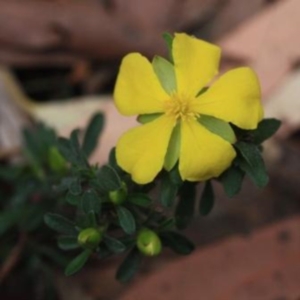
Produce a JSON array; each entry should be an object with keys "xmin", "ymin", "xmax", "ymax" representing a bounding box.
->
[
  {"xmin": 128, "ymin": 193, "xmax": 152, "ymax": 207},
  {"xmin": 137, "ymin": 113, "xmax": 163, "ymax": 124},
  {"xmin": 94, "ymin": 165, "xmax": 121, "ymax": 192},
  {"xmin": 81, "ymin": 189, "xmax": 101, "ymax": 214},
  {"xmin": 104, "ymin": 236, "xmax": 126, "ymax": 254},
  {"xmin": 69, "ymin": 178, "xmax": 82, "ymax": 195},
  {"xmin": 57, "ymin": 138, "xmax": 77, "ymax": 164},
  {"xmin": 82, "ymin": 113, "xmax": 105, "ymax": 157},
  {"xmin": 117, "ymin": 206, "xmax": 136, "ymax": 235},
  {"xmin": 175, "ymin": 182, "xmax": 196, "ymax": 229},
  {"xmin": 152, "ymin": 56, "xmax": 176, "ymax": 94},
  {"xmin": 220, "ymin": 166, "xmax": 245, "ymax": 197},
  {"xmin": 164, "ymin": 123, "xmax": 180, "ymax": 171},
  {"xmin": 44, "ymin": 213, "xmax": 77, "ymax": 235},
  {"xmin": 65, "ymin": 249, "xmax": 91, "ymax": 276},
  {"xmin": 252, "ymin": 118, "xmax": 281, "ymax": 144},
  {"xmin": 58, "ymin": 236, "xmax": 79, "ymax": 250},
  {"xmin": 116, "ymin": 248, "xmax": 142, "ymax": 283},
  {"xmin": 66, "ymin": 191, "xmax": 80, "ymax": 206},
  {"xmin": 160, "ymin": 173, "xmax": 178, "ymax": 207},
  {"xmin": 162, "ymin": 32, "xmax": 174, "ymax": 63},
  {"xmin": 198, "ymin": 115, "xmax": 236, "ymax": 143},
  {"xmin": 199, "ymin": 181, "xmax": 214, "ymax": 216},
  {"xmin": 160, "ymin": 231, "xmax": 194, "ymax": 255},
  {"xmin": 235, "ymin": 142, "xmax": 269, "ymax": 187}
]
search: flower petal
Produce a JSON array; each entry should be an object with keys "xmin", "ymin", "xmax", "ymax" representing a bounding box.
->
[
  {"xmin": 179, "ymin": 119, "xmax": 236, "ymax": 181},
  {"xmin": 173, "ymin": 33, "xmax": 221, "ymax": 97},
  {"xmin": 114, "ymin": 53, "xmax": 169, "ymax": 116},
  {"xmin": 116, "ymin": 115, "xmax": 175, "ymax": 184},
  {"xmin": 194, "ymin": 67, "xmax": 263, "ymax": 129}
]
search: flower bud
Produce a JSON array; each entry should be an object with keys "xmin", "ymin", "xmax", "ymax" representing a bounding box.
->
[
  {"xmin": 48, "ymin": 146, "xmax": 67, "ymax": 174},
  {"xmin": 109, "ymin": 181, "xmax": 127, "ymax": 205},
  {"xmin": 136, "ymin": 228, "xmax": 162, "ymax": 257},
  {"xmin": 78, "ymin": 228, "xmax": 102, "ymax": 249}
]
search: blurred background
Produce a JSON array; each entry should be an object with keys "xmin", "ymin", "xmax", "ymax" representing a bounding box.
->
[{"xmin": 1, "ymin": 0, "xmax": 300, "ymax": 299}]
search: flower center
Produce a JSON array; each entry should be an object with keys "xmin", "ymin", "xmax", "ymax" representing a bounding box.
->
[{"xmin": 164, "ymin": 93, "xmax": 198, "ymax": 121}]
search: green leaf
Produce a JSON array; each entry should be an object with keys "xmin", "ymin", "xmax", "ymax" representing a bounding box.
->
[
  {"xmin": 160, "ymin": 231, "xmax": 195, "ymax": 255},
  {"xmin": 169, "ymin": 165, "xmax": 183, "ymax": 186},
  {"xmin": 82, "ymin": 113, "xmax": 105, "ymax": 157},
  {"xmin": 164, "ymin": 123, "xmax": 180, "ymax": 171},
  {"xmin": 220, "ymin": 166, "xmax": 245, "ymax": 197},
  {"xmin": 65, "ymin": 249, "xmax": 91, "ymax": 276},
  {"xmin": 44, "ymin": 213, "xmax": 77, "ymax": 235},
  {"xmin": 252, "ymin": 118, "xmax": 281, "ymax": 144},
  {"xmin": 66, "ymin": 191, "xmax": 80, "ymax": 206},
  {"xmin": 160, "ymin": 173, "xmax": 178, "ymax": 207},
  {"xmin": 93, "ymin": 165, "xmax": 121, "ymax": 192},
  {"xmin": 175, "ymin": 182, "xmax": 196, "ymax": 229},
  {"xmin": 198, "ymin": 115, "xmax": 236, "ymax": 143},
  {"xmin": 81, "ymin": 189, "xmax": 101, "ymax": 214},
  {"xmin": 116, "ymin": 248, "xmax": 142, "ymax": 283},
  {"xmin": 152, "ymin": 56, "xmax": 176, "ymax": 94},
  {"xmin": 58, "ymin": 132, "xmax": 87, "ymax": 167},
  {"xmin": 137, "ymin": 113, "xmax": 163, "ymax": 124},
  {"xmin": 117, "ymin": 206, "xmax": 136, "ymax": 235},
  {"xmin": 162, "ymin": 32, "xmax": 174, "ymax": 63},
  {"xmin": 104, "ymin": 236, "xmax": 126, "ymax": 254},
  {"xmin": 58, "ymin": 236, "xmax": 79, "ymax": 250},
  {"xmin": 199, "ymin": 181, "xmax": 214, "ymax": 215},
  {"xmin": 69, "ymin": 178, "xmax": 82, "ymax": 195},
  {"xmin": 235, "ymin": 142, "xmax": 269, "ymax": 187},
  {"xmin": 128, "ymin": 193, "xmax": 152, "ymax": 207}
]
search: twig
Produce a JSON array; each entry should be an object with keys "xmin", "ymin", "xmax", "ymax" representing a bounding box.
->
[{"xmin": 0, "ymin": 233, "xmax": 27, "ymax": 284}]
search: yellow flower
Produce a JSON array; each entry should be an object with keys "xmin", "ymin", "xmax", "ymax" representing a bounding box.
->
[{"xmin": 114, "ymin": 33, "xmax": 263, "ymax": 184}]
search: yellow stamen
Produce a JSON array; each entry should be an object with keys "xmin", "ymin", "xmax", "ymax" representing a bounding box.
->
[{"xmin": 164, "ymin": 93, "xmax": 199, "ymax": 121}]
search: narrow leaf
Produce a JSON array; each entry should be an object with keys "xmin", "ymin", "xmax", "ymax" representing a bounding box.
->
[
  {"xmin": 137, "ymin": 113, "xmax": 162, "ymax": 124},
  {"xmin": 81, "ymin": 189, "xmax": 101, "ymax": 214},
  {"xmin": 220, "ymin": 166, "xmax": 245, "ymax": 197},
  {"xmin": 82, "ymin": 113, "xmax": 105, "ymax": 157},
  {"xmin": 199, "ymin": 181, "xmax": 214, "ymax": 215},
  {"xmin": 160, "ymin": 231, "xmax": 194, "ymax": 255},
  {"xmin": 104, "ymin": 236, "xmax": 126, "ymax": 254},
  {"xmin": 235, "ymin": 142, "xmax": 269, "ymax": 187},
  {"xmin": 164, "ymin": 123, "xmax": 180, "ymax": 171},
  {"xmin": 162, "ymin": 32, "xmax": 174, "ymax": 63},
  {"xmin": 116, "ymin": 248, "xmax": 142, "ymax": 283},
  {"xmin": 152, "ymin": 56, "xmax": 176, "ymax": 94},
  {"xmin": 44, "ymin": 213, "xmax": 77, "ymax": 235},
  {"xmin": 94, "ymin": 165, "xmax": 121, "ymax": 192},
  {"xmin": 128, "ymin": 193, "xmax": 152, "ymax": 207},
  {"xmin": 175, "ymin": 182, "xmax": 196, "ymax": 229},
  {"xmin": 198, "ymin": 115, "xmax": 236, "ymax": 143},
  {"xmin": 160, "ymin": 173, "xmax": 178, "ymax": 207},
  {"xmin": 58, "ymin": 236, "xmax": 79, "ymax": 250},
  {"xmin": 117, "ymin": 206, "xmax": 136, "ymax": 235},
  {"xmin": 65, "ymin": 249, "xmax": 91, "ymax": 276},
  {"xmin": 252, "ymin": 118, "xmax": 281, "ymax": 144}
]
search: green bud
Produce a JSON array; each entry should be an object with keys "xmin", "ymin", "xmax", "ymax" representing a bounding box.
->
[
  {"xmin": 136, "ymin": 228, "xmax": 162, "ymax": 257},
  {"xmin": 48, "ymin": 146, "xmax": 67, "ymax": 174},
  {"xmin": 109, "ymin": 181, "xmax": 127, "ymax": 205},
  {"xmin": 78, "ymin": 228, "xmax": 102, "ymax": 249}
]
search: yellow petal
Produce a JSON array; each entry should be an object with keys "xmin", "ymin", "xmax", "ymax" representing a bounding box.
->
[
  {"xmin": 114, "ymin": 53, "xmax": 169, "ymax": 116},
  {"xmin": 173, "ymin": 33, "xmax": 221, "ymax": 97},
  {"xmin": 194, "ymin": 67, "xmax": 263, "ymax": 129},
  {"xmin": 179, "ymin": 119, "xmax": 236, "ymax": 181},
  {"xmin": 116, "ymin": 115, "xmax": 175, "ymax": 184}
]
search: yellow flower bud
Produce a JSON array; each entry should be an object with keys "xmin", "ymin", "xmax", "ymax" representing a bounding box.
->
[
  {"xmin": 78, "ymin": 228, "xmax": 102, "ymax": 249},
  {"xmin": 136, "ymin": 228, "xmax": 162, "ymax": 257},
  {"xmin": 109, "ymin": 181, "xmax": 127, "ymax": 205}
]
